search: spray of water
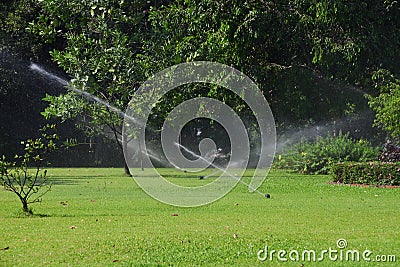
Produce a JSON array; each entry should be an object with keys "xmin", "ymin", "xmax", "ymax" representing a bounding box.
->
[
  {"xmin": 29, "ymin": 63, "xmax": 142, "ymax": 125},
  {"xmin": 116, "ymin": 136, "xmax": 169, "ymax": 167},
  {"xmin": 175, "ymin": 142, "xmax": 266, "ymax": 196},
  {"xmin": 73, "ymin": 89, "xmax": 125, "ymax": 118},
  {"xmin": 276, "ymin": 110, "xmax": 375, "ymax": 153},
  {"xmin": 203, "ymin": 169, "xmax": 222, "ymax": 179},
  {"xmin": 30, "ymin": 62, "xmax": 270, "ymax": 198},
  {"xmin": 30, "ymin": 63, "xmax": 175, "ymax": 166},
  {"xmin": 30, "ymin": 63, "xmax": 68, "ymax": 86}
]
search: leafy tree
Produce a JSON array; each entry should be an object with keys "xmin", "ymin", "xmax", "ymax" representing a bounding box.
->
[
  {"xmin": 0, "ymin": 0, "xmax": 62, "ymax": 159},
  {"xmin": 27, "ymin": 0, "xmax": 400, "ymax": 170},
  {"xmin": 368, "ymin": 70, "xmax": 400, "ymax": 140},
  {"xmin": 0, "ymin": 124, "xmax": 58, "ymax": 215},
  {"xmin": 0, "ymin": 0, "xmax": 47, "ymax": 58},
  {"xmin": 28, "ymin": 0, "xmax": 154, "ymax": 174},
  {"xmin": 142, "ymin": 0, "xmax": 400, "ymax": 127}
]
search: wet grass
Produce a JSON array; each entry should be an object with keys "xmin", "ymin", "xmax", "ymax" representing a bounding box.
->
[{"xmin": 0, "ymin": 168, "xmax": 399, "ymax": 266}]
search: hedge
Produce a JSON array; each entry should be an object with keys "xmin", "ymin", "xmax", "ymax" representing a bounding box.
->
[
  {"xmin": 275, "ymin": 132, "xmax": 378, "ymax": 175},
  {"xmin": 331, "ymin": 162, "xmax": 400, "ymax": 186}
]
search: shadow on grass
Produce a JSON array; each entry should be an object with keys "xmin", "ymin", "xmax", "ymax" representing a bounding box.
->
[
  {"xmin": 15, "ymin": 211, "xmax": 52, "ymax": 218},
  {"xmin": 47, "ymin": 177, "xmax": 85, "ymax": 185},
  {"xmin": 48, "ymin": 175, "xmax": 127, "ymax": 185}
]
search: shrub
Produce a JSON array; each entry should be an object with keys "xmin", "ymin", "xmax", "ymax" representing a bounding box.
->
[
  {"xmin": 367, "ymin": 69, "xmax": 400, "ymax": 140},
  {"xmin": 377, "ymin": 140, "xmax": 400, "ymax": 162},
  {"xmin": 0, "ymin": 124, "xmax": 58, "ymax": 215},
  {"xmin": 275, "ymin": 132, "xmax": 379, "ymax": 174},
  {"xmin": 331, "ymin": 162, "xmax": 400, "ymax": 186}
]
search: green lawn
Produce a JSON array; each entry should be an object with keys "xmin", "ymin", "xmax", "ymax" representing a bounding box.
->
[{"xmin": 0, "ymin": 168, "xmax": 399, "ymax": 266}]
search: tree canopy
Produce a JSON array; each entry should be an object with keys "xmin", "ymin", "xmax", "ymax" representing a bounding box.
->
[{"xmin": 1, "ymin": 0, "xmax": 400, "ymax": 167}]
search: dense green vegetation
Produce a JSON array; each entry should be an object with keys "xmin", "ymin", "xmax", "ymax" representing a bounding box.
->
[
  {"xmin": 0, "ymin": 168, "xmax": 399, "ymax": 266},
  {"xmin": 275, "ymin": 132, "xmax": 379, "ymax": 174},
  {"xmin": 332, "ymin": 162, "xmax": 400, "ymax": 186},
  {"xmin": 30, "ymin": 0, "xmax": 400, "ymax": 130},
  {"xmin": 368, "ymin": 70, "xmax": 400, "ymax": 140},
  {"xmin": 1, "ymin": 1, "xmax": 400, "ymax": 166}
]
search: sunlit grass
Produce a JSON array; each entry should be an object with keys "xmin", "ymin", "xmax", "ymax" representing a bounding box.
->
[{"xmin": 0, "ymin": 168, "xmax": 399, "ymax": 266}]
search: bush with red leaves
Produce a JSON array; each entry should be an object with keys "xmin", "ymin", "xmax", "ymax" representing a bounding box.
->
[{"xmin": 378, "ymin": 140, "xmax": 400, "ymax": 162}]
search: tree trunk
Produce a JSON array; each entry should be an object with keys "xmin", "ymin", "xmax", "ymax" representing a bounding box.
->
[
  {"xmin": 111, "ymin": 126, "xmax": 132, "ymax": 176},
  {"xmin": 124, "ymin": 161, "xmax": 131, "ymax": 176},
  {"xmin": 21, "ymin": 198, "xmax": 31, "ymax": 214},
  {"xmin": 122, "ymin": 130, "xmax": 132, "ymax": 176},
  {"xmin": 137, "ymin": 134, "xmax": 144, "ymax": 172}
]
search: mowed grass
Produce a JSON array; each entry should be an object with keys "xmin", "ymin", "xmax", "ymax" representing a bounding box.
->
[{"xmin": 0, "ymin": 168, "xmax": 399, "ymax": 266}]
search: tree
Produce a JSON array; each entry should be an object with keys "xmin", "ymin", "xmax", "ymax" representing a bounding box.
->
[
  {"xmin": 0, "ymin": 0, "xmax": 64, "ymax": 160},
  {"xmin": 368, "ymin": 70, "xmax": 400, "ymax": 140},
  {"xmin": 0, "ymin": 124, "xmax": 58, "ymax": 215},
  {"xmin": 28, "ymin": 0, "xmax": 400, "ymax": 169},
  {"xmin": 28, "ymin": 0, "xmax": 155, "ymax": 174},
  {"xmin": 141, "ymin": 0, "xmax": 400, "ymax": 127},
  {"xmin": 0, "ymin": 0, "xmax": 48, "ymax": 59}
]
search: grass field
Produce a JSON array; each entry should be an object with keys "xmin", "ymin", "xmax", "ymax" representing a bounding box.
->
[{"xmin": 0, "ymin": 168, "xmax": 399, "ymax": 266}]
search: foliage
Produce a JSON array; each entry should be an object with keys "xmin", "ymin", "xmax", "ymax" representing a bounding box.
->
[
  {"xmin": 143, "ymin": 0, "xmax": 400, "ymax": 124},
  {"xmin": 275, "ymin": 132, "xmax": 379, "ymax": 174},
  {"xmin": 331, "ymin": 162, "xmax": 400, "ymax": 186},
  {"xmin": 145, "ymin": 0, "xmax": 400, "ymax": 81},
  {"xmin": 27, "ymin": 0, "xmax": 154, "ymax": 173},
  {"xmin": 0, "ymin": 124, "xmax": 58, "ymax": 214},
  {"xmin": 12, "ymin": 0, "xmax": 399, "ymax": 169},
  {"xmin": 28, "ymin": 0, "xmax": 400, "ymax": 128},
  {"xmin": 0, "ymin": 0, "xmax": 46, "ymax": 58},
  {"xmin": 377, "ymin": 140, "xmax": 400, "ymax": 162},
  {"xmin": 368, "ymin": 70, "xmax": 400, "ymax": 139},
  {"xmin": 143, "ymin": 0, "xmax": 400, "ymax": 132},
  {"xmin": 0, "ymin": 0, "xmax": 60, "ymax": 159}
]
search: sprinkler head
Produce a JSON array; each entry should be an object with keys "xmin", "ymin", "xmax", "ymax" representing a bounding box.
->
[{"xmin": 265, "ymin": 194, "xmax": 271, "ymax": 199}]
